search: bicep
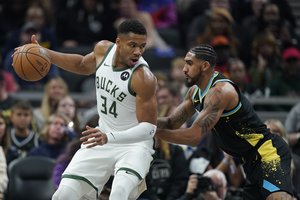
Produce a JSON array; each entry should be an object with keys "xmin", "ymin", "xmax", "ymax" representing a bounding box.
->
[
  {"xmin": 80, "ymin": 40, "xmax": 112, "ymax": 74},
  {"xmin": 133, "ymin": 68, "xmax": 157, "ymax": 124},
  {"xmin": 192, "ymin": 87, "xmax": 227, "ymax": 133},
  {"xmin": 79, "ymin": 52, "xmax": 97, "ymax": 74}
]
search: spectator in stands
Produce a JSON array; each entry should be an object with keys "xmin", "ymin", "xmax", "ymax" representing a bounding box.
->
[
  {"xmin": 52, "ymin": 113, "xmax": 99, "ymax": 190},
  {"xmin": 187, "ymin": 133, "xmax": 245, "ymax": 191},
  {"xmin": 269, "ymin": 47, "xmax": 300, "ymax": 97},
  {"xmin": 240, "ymin": 2, "xmax": 299, "ymax": 65},
  {"xmin": 178, "ymin": 169, "xmax": 228, "ymax": 200},
  {"xmin": 265, "ymin": 119, "xmax": 300, "ymax": 199},
  {"xmin": 170, "ymin": 57, "xmax": 188, "ymax": 98},
  {"xmin": 138, "ymin": 94, "xmax": 189, "ymax": 200},
  {"xmin": 3, "ymin": 4, "xmax": 59, "ymax": 90},
  {"xmin": 215, "ymin": 152, "xmax": 245, "ymax": 190},
  {"xmin": 186, "ymin": 4, "xmax": 239, "ymax": 50},
  {"xmin": 248, "ymin": 32, "xmax": 282, "ymax": 97},
  {"xmin": 154, "ymin": 71, "xmax": 169, "ymax": 90},
  {"xmin": 137, "ymin": 0, "xmax": 177, "ymax": 29},
  {"xmin": 239, "ymin": 0, "xmax": 268, "ymax": 65},
  {"xmin": 0, "ymin": 70, "xmax": 18, "ymax": 94},
  {"xmin": 138, "ymin": 138, "xmax": 189, "ymax": 200},
  {"xmin": 285, "ymin": 102, "xmax": 300, "ymax": 157},
  {"xmin": 258, "ymin": 2, "xmax": 298, "ymax": 50},
  {"xmin": 227, "ymin": 58, "xmax": 255, "ymax": 98},
  {"xmin": 56, "ymin": 0, "xmax": 117, "ymax": 48},
  {"xmin": 0, "ymin": 111, "xmax": 9, "ymax": 199},
  {"xmin": 0, "ymin": 0, "xmax": 28, "ymax": 46},
  {"xmin": 28, "ymin": 113, "xmax": 70, "ymax": 159},
  {"xmin": 33, "ymin": 76, "xmax": 69, "ymax": 132},
  {"xmin": 31, "ymin": 0, "xmax": 56, "ymax": 27},
  {"xmin": 0, "ymin": 70, "xmax": 19, "ymax": 117},
  {"xmin": 156, "ymin": 83, "xmax": 182, "ymax": 117},
  {"xmin": 114, "ymin": 0, "xmax": 173, "ymax": 56},
  {"xmin": 0, "ymin": 111, "xmax": 9, "ymax": 155},
  {"xmin": 210, "ymin": 35, "xmax": 234, "ymax": 77},
  {"xmin": 182, "ymin": 0, "xmax": 232, "ymax": 48},
  {"xmin": 6, "ymin": 100, "xmax": 39, "ymax": 164},
  {"xmin": 2, "ymin": 3, "xmax": 58, "ymax": 58},
  {"xmin": 55, "ymin": 95, "xmax": 81, "ymax": 138},
  {"xmin": 52, "ymin": 138, "xmax": 81, "ymax": 189}
]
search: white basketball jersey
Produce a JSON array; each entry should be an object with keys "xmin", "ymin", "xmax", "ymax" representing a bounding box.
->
[{"xmin": 95, "ymin": 44, "xmax": 152, "ymax": 147}]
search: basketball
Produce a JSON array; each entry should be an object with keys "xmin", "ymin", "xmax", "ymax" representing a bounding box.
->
[{"xmin": 12, "ymin": 43, "xmax": 51, "ymax": 81}]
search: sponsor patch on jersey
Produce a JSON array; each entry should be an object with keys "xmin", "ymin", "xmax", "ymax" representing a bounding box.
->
[{"xmin": 121, "ymin": 72, "xmax": 130, "ymax": 81}]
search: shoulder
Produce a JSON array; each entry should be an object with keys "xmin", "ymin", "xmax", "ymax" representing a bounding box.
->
[
  {"xmin": 131, "ymin": 66, "xmax": 157, "ymax": 97},
  {"xmin": 206, "ymin": 82, "xmax": 238, "ymax": 109},
  {"xmin": 212, "ymin": 81, "xmax": 237, "ymax": 96},
  {"xmin": 132, "ymin": 66, "xmax": 157, "ymax": 87},
  {"xmin": 93, "ymin": 40, "xmax": 114, "ymax": 57}
]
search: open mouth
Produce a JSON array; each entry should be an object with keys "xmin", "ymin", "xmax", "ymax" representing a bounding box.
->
[{"xmin": 130, "ymin": 58, "xmax": 138, "ymax": 66}]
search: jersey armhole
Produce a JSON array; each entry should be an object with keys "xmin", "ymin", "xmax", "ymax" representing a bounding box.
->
[
  {"xmin": 96, "ymin": 44, "xmax": 114, "ymax": 70},
  {"xmin": 128, "ymin": 64, "xmax": 148, "ymax": 96}
]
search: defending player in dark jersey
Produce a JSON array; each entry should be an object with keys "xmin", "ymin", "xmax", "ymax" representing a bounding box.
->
[{"xmin": 156, "ymin": 44, "xmax": 294, "ymax": 200}]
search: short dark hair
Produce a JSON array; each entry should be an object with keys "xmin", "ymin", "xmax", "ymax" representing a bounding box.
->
[
  {"xmin": 117, "ymin": 19, "xmax": 147, "ymax": 36},
  {"xmin": 189, "ymin": 44, "xmax": 217, "ymax": 67},
  {"xmin": 11, "ymin": 100, "xmax": 33, "ymax": 112}
]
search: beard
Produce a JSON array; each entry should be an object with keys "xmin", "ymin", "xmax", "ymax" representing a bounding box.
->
[{"xmin": 185, "ymin": 76, "xmax": 198, "ymax": 87}]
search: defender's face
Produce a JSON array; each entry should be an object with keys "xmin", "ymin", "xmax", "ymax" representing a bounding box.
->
[
  {"xmin": 183, "ymin": 52, "xmax": 204, "ymax": 87},
  {"xmin": 118, "ymin": 33, "xmax": 147, "ymax": 67}
]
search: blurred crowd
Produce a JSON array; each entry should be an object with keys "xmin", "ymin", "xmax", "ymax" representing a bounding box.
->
[{"xmin": 1, "ymin": 0, "xmax": 300, "ymax": 199}]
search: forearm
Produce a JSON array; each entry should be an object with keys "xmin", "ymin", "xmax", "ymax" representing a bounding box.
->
[
  {"xmin": 46, "ymin": 49, "xmax": 94, "ymax": 75},
  {"xmin": 157, "ymin": 116, "xmax": 186, "ymax": 129},
  {"xmin": 157, "ymin": 117, "xmax": 172, "ymax": 129},
  {"xmin": 156, "ymin": 127, "xmax": 202, "ymax": 146},
  {"xmin": 106, "ymin": 122, "xmax": 157, "ymax": 144}
]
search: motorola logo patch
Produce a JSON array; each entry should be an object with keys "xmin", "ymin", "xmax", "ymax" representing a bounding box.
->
[{"xmin": 120, "ymin": 72, "xmax": 130, "ymax": 81}]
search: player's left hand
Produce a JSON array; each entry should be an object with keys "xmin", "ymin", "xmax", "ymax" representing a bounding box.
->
[{"xmin": 80, "ymin": 126, "xmax": 108, "ymax": 148}]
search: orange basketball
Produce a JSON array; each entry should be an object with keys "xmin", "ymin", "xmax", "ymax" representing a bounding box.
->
[{"xmin": 12, "ymin": 43, "xmax": 51, "ymax": 81}]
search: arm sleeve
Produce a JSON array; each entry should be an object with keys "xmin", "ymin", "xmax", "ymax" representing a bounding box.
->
[{"xmin": 106, "ymin": 122, "xmax": 156, "ymax": 144}]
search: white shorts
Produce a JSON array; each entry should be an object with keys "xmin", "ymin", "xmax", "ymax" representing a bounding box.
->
[{"xmin": 62, "ymin": 143, "xmax": 154, "ymax": 195}]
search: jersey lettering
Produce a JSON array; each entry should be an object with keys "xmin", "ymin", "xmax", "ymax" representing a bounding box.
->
[{"xmin": 96, "ymin": 76, "xmax": 128, "ymax": 102}]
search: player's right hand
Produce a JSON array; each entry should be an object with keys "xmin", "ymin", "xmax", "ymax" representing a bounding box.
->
[{"xmin": 81, "ymin": 126, "xmax": 108, "ymax": 148}]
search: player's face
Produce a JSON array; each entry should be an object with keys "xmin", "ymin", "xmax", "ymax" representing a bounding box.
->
[
  {"xmin": 183, "ymin": 52, "xmax": 205, "ymax": 87},
  {"xmin": 117, "ymin": 33, "xmax": 147, "ymax": 67}
]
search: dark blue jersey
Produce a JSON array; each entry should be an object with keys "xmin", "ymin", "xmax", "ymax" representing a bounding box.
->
[{"xmin": 192, "ymin": 72, "xmax": 270, "ymax": 159}]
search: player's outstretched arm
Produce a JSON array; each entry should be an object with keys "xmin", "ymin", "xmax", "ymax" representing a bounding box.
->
[
  {"xmin": 156, "ymin": 85, "xmax": 230, "ymax": 146},
  {"xmin": 30, "ymin": 35, "xmax": 111, "ymax": 75},
  {"xmin": 157, "ymin": 87, "xmax": 196, "ymax": 129}
]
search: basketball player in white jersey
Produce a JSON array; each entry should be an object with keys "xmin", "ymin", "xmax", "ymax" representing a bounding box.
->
[{"xmin": 24, "ymin": 19, "xmax": 157, "ymax": 199}]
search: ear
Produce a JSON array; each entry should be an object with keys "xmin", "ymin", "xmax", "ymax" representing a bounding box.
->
[
  {"xmin": 202, "ymin": 61, "xmax": 211, "ymax": 71},
  {"xmin": 115, "ymin": 37, "xmax": 120, "ymax": 45}
]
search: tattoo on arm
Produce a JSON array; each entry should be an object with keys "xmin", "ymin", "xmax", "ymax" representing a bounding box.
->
[
  {"xmin": 169, "ymin": 106, "xmax": 190, "ymax": 128},
  {"xmin": 195, "ymin": 89, "xmax": 223, "ymax": 133}
]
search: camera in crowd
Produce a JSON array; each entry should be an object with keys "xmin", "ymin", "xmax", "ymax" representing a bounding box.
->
[{"xmin": 195, "ymin": 176, "xmax": 216, "ymax": 195}]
